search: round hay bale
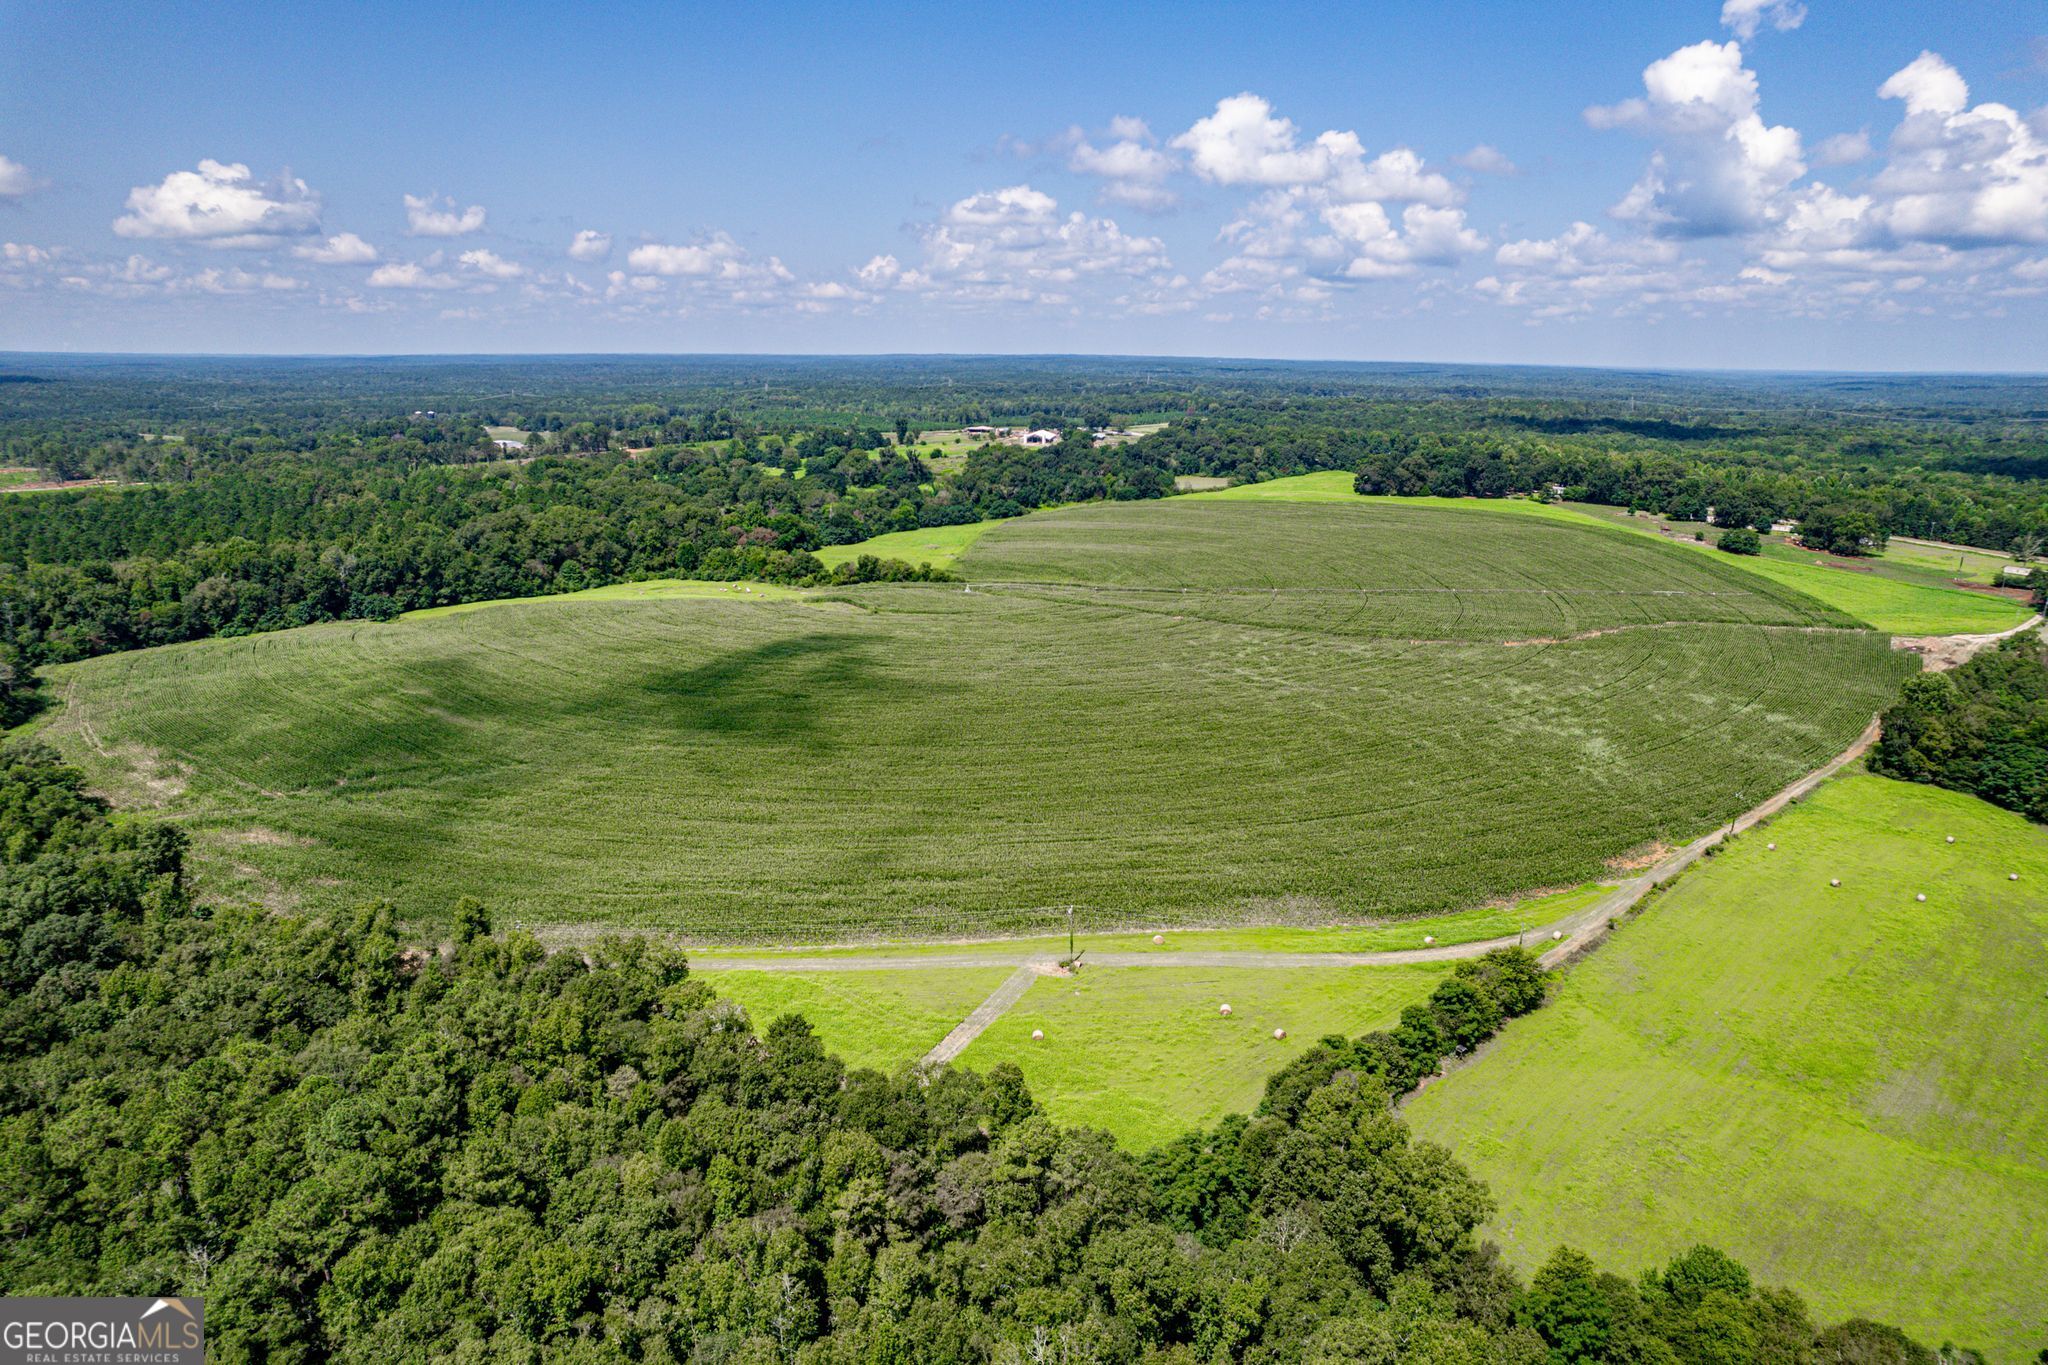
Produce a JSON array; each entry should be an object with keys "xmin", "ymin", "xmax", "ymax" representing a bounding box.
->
[
  {"xmin": 1830, "ymin": 878, "xmax": 1841, "ymax": 887},
  {"xmin": 2011, "ymin": 873, "xmax": 2020, "ymax": 881},
  {"xmin": 1915, "ymin": 893, "xmax": 1927, "ymax": 903},
  {"xmin": 1945, "ymin": 835, "xmax": 1956, "ymax": 844},
  {"xmin": 1552, "ymin": 930, "xmax": 1563, "ymax": 940},
  {"xmin": 1219, "ymin": 1004, "xmax": 1232, "ymax": 1017},
  {"xmin": 1030, "ymin": 1029, "xmax": 1044, "ymax": 1041},
  {"xmin": 1423, "ymin": 935, "xmax": 1435, "ymax": 946},
  {"xmin": 1767, "ymin": 842, "xmax": 1776, "ymax": 851},
  {"xmin": 1272, "ymin": 1028, "xmax": 1287, "ymax": 1040},
  {"xmin": 1152, "ymin": 934, "xmax": 1165, "ymax": 945}
]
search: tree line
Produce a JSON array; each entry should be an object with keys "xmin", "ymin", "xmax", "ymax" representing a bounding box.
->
[
  {"xmin": 1871, "ymin": 634, "xmax": 2048, "ymax": 823},
  {"xmin": 0, "ymin": 741, "xmax": 1972, "ymax": 1362}
]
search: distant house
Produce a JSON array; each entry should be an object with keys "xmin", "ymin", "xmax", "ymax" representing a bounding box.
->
[
  {"xmin": 493, "ymin": 438, "xmax": 526, "ymax": 451},
  {"xmin": 1017, "ymin": 428, "xmax": 1062, "ymax": 446},
  {"xmin": 963, "ymin": 425, "xmax": 998, "ymax": 437},
  {"xmin": 1770, "ymin": 520, "xmax": 1796, "ymax": 534}
]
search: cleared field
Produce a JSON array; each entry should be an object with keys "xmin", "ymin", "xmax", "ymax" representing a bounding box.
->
[
  {"xmin": 1704, "ymin": 553, "xmax": 2029, "ymax": 635},
  {"xmin": 1558, "ymin": 501, "xmax": 2032, "ymax": 634},
  {"xmin": 1405, "ymin": 773, "xmax": 2048, "ymax": 1359},
  {"xmin": 405, "ymin": 577, "xmax": 807, "ymax": 619},
  {"xmin": 42, "ymin": 498, "xmax": 1911, "ymax": 940},
  {"xmin": 959, "ymin": 962, "xmax": 1449, "ymax": 1148},
  {"xmin": 812, "ymin": 518, "xmax": 1004, "ymax": 572},
  {"xmin": 692, "ymin": 965, "xmax": 1015, "ymax": 1071}
]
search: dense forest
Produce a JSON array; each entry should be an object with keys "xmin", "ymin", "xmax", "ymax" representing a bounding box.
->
[
  {"xmin": 0, "ymin": 741, "xmax": 1965, "ymax": 1362},
  {"xmin": 2, "ymin": 355, "xmax": 2047, "ymax": 722},
  {"xmin": 1871, "ymin": 634, "xmax": 2048, "ymax": 822}
]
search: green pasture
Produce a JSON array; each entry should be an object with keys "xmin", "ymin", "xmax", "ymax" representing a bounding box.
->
[
  {"xmin": 404, "ymin": 577, "xmax": 809, "ymax": 619},
  {"xmin": 812, "ymin": 518, "xmax": 1005, "ymax": 572},
  {"xmin": 960, "ymin": 962, "xmax": 1450, "ymax": 1148},
  {"xmin": 1406, "ymin": 773, "xmax": 2048, "ymax": 1359},
  {"xmin": 1556, "ymin": 502, "xmax": 2031, "ymax": 634},
  {"xmin": 42, "ymin": 498, "xmax": 1909, "ymax": 941},
  {"xmin": 693, "ymin": 966, "xmax": 1014, "ymax": 1072},
  {"xmin": 1698, "ymin": 552, "xmax": 2029, "ymax": 635}
]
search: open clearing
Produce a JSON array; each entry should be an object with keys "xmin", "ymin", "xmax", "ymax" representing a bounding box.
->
[
  {"xmin": 42, "ymin": 496, "xmax": 1910, "ymax": 940},
  {"xmin": 811, "ymin": 518, "xmax": 1004, "ymax": 572},
  {"xmin": 696, "ymin": 956, "xmax": 1453, "ymax": 1149},
  {"xmin": 694, "ymin": 965, "xmax": 1017, "ymax": 1071},
  {"xmin": 1556, "ymin": 498, "xmax": 2031, "ymax": 634},
  {"xmin": 957, "ymin": 962, "xmax": 1448, "ymax": 1148},
  {"xmin": 1405, "ymin": 772, "xmax": 2048, "ymax": 1360}
]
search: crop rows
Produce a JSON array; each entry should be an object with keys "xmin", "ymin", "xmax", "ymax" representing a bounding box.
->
[{"xmin": 44, "ymin": 499, "xmax": 1915, "ymax": 941}]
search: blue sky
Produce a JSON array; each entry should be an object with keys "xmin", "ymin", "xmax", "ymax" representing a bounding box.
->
[{"xmin": 3, "ymin": 0, "xmax": 2047, "ymax": 368}]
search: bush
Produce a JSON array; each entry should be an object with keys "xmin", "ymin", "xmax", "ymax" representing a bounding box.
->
[{"xmin": 1718, "ymin": 527, "xmax": 1763, "ymax": 556}]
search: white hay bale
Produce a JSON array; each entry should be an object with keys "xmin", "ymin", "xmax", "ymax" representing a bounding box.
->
[
  {"xmin": 1219, "ymin": 1004, "xmax": 1232, "ymax": 1016},
  {"xmin": 1830, "ymin": 879, "xmax": 1841, "ymax": 887},
  {"xmin": 2011, "ymin": 873, "xmax": 2020, "ymax": 881},
  {"xmin": 1030, "ymin": 1029, "xmax": 1044, "ymax": 1041},
  {"xmin": 1152, "ymin": 934, "xmax": 1165, "ymax": 945},
  {"xmin": 1915, "ymin": 893, "xmax": 1927, "ymax": 903},
  {"xmin": 1767, "ymin": 842, "xmax": 1776, "ymax": 851},
  {"xmin": 1272, "ymin": 1028, "xmax": 1287, "ymax": 1040},
  {"xmin": 1946, "ymin": 835, "xmax": 1956, "ymax": 844},
  {"xmin": 1552, "ymin": 930, "xmax": 1563, "ymax": 941},
  {"xmin": 1423, "ymin": 935, "xmax": 1435, "ymax": 946}
]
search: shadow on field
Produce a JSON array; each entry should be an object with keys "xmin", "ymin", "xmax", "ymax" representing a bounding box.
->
[{"xmin": 639, "ymin": 633, "xmax": 885, "ymax": 739}]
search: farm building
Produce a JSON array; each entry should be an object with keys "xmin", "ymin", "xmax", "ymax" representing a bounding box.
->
[
  {"xmin": 1016, "ymin": 428, "xmax": 1062, "ymax": 446},
  {"xmin": 492, "ymin": 438, "xmax": 526, "ymax": 451}
]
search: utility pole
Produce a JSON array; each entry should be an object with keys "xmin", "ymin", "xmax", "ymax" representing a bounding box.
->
[{"xmin": 1066, "ymin": 905, "xmax": 1075, "ymax": 959}]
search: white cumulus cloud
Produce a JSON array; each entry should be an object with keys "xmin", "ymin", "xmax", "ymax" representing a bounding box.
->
[
  {"xmin": 367, "ymin": 260, "xmax": 462, "ymax": 289},
  {"xmin": 568, "ymin": 229, "xmax": 612, "ymax": 261},
  {"xmin": 0, "ymin": 154, "xmax": 36, "ymax": 198},
  {"xmin": 403, "ymin": 193, "xmax": 487, "ymax": 237},
  {"xmin": 1588, "ymin": 41, "xmax": 1806, "ymax": 237},
  {"xmin": 1068, "ymin": 119, "xmax": 1180, "ymax": 211},
  {"xmin": 1455, "ymin": 144, "xmax": 1518, "ymax": 175},
  {"xmin": 292, "ymin": 232, "xmax": 379, "ymax": 265},
  {"xmin": 1720, "ymin": 0, "xmax": 1805, "ymax": 40},
  {"xmin": 459, "ymin": 248, "xmax": 525, "ymax": 279},
  {"xmin": 114, "ymin": 159, "xmax": 322, "ymax": 246}
]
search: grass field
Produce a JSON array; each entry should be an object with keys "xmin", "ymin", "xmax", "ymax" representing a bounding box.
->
[
  {"xmin": 1556, "ymin": 502, "xmax": 2032, "ymax": 634},
  {"xmin": 1692, "ymin": 552, "xmax": 2029, "ymax": 635},
  {"xmin": 958, "ymin": 962, "xmax": 1449, "ymax": 1148},
  {"xmin": 1405, "ymin": 773, "xmax": 2048, "ymax": 1359},
  {"xmin": 404, "ymin": 577, "xmax": 809, "ymax": 619},
  {"xmin": 693, "ymin": 966, "xmax": 1015, "ymax": 1071},
  {"xmin": 41, "ymin": 497, "xmax": 1911, "ymax": 940},
  {"xmin": 812, "ymin": 518, "xmax": 1005, "ymax": 572}
]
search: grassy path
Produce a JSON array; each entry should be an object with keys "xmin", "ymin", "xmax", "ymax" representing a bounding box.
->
[{"xmin": 921, "ymin": 964, "xmax": 1045, "ymax": 1065}]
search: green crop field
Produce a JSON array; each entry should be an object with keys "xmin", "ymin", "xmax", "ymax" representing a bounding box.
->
[
  {"xmin": 1405, "ymin": 773, "xmax": 2048, "ymax": 1359},
  {"xmin": 40, "ymin": 497, "xmax": 1911, "ymax": 941},
  {"xmin": 1205, "ymin": 475, "xmax": 2029, "ymax": 634}
]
